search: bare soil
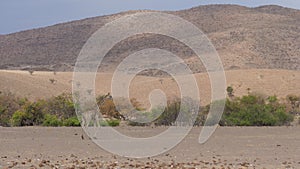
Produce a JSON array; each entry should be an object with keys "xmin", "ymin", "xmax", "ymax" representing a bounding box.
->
[
  {"xmin": 0, "ymin": 126, "xmax": 299, "ymax": 168},
  {"xmin": 1, "ymin": 69, "xmax": 299, "ymax": 107}
]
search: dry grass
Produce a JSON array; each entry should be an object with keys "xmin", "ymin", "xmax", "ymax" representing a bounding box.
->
[{"xmin": 0, "ymin": 69, "xmax": 299, "ymax": 108}]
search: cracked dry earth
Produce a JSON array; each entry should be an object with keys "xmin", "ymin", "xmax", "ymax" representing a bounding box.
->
[{"xmin": 0, "ymin": 126, "xmax": 299, "ymax": 169}]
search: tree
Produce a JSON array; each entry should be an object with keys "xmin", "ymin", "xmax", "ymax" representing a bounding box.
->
[
  {"xmin": 219, "ymin": 94, "xmax": 293, "ymax": 126},
  {"xmin": 44, "ymin": 93, "xmax": 76, "ymax": 119},
  {"xmin": 226, "ymin": 86, "xmax": 234, "ymax": 98},
  {"xmin": 0, "ymin": 92, "xmax": 25, "ymax": 126},
  {"xmin": 28, "ymin": 70, "xmax": 34, "ymax": 75}
]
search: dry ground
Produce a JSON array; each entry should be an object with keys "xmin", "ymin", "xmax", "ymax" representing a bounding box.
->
[
  {"xmin": 1, "ymin": 69, "xmax": 300, "ymax": 168},
  {"xmin": 0, "ymin": 126, "xmax": 299, "ymax": 168},
  {"xmin": 0, "ymin": 69, "xmax": 299, "ymax": 107}
]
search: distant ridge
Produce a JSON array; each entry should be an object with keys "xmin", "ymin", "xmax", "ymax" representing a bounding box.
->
[{"xmin": 0, "ymin": 4, "xmax": 299, "ymax": 73}]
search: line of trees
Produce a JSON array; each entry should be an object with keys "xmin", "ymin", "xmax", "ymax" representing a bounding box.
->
[{"xmin": 0, "ymin": 89, "xmax": 299, "ymax": 127}]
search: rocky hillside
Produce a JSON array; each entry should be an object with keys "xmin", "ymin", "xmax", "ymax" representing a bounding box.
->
[{"xmin": 0, "ymin": 5, "xmax": 299, "ymax": 72}]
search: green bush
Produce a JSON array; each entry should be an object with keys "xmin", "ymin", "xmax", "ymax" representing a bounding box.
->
[
  {"xmin": 219, "ymin": 95, "xmax": 294, "ymax": 126},
  {"xmin": 23, "ymin": 101, "xmax": 45, "ymax": 126},
  {"xmin": 11, "ymin": 111, "xmax": 28, "ymax": 126},
  {"xmin": 108, "ymin": 119, "xmax": 120, "ymax": 126},
  {"xmin": 153, "ymin": 98, "xmax": 199, "ymax": 126},
  {"xmin": 11, "ymin": 101, "xmax": 46, "ymax": 126},
  {"xmin": 100, "ymin": 119, "xmax": 120, "ymax": 127},
  {"xmin": 63, "ymin": 116, "xmax": 81, "ymax": 126},
  {"xmin": 0, "ymin": 93, "xmax": 25, "ymax": 126},
  {"xmin": 44, "ymin": 93, "xmax": 76, "ymax": 119},
  {"xmin": 0, "ymin": 91, "xmax": 296, "ymax": 127},
  {"xmin": 43, "ymin": 114, "xmax": 62, "ymax": 127}
]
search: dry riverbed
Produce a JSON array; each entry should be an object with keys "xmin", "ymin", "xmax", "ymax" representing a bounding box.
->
[{"xmin": 0, "ymin": 126, "xmax": 299, "ymax": 168}]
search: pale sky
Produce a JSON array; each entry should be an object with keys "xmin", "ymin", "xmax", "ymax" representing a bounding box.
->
[{"xmin": 1, "ymin": 0, "xmax": 299, "ymax": 34}]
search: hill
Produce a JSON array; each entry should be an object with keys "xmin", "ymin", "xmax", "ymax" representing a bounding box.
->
[
  {"xmin": 0, "ymin": 5, "xmax": 299, "ymax": 72},
  {"xmin": 1, "ymin": 69, "xmax": 299, "ymax": 107}
]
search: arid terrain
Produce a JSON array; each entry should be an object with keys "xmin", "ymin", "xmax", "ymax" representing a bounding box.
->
[
  {"xmin": 0, "ymin": 69, "xmax": 299, "ymax": 107},
  {"xmin": 0, "ymin": 126, "xmax": 299, "ymax": 168},
  {"xmin": 0, "ymin": 5, "xmax": 299, "ymax": 72},
  {"xmin": 0, "ymin": 4, "xmax": 300, "ymax": 169}
]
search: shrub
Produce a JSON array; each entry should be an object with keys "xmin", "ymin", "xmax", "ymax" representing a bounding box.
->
[
  {"xmin": 22, "ymin": 101, "xmax": 45, "ymax": 126},
  {"xmin": 63, "ymin": 116, "xmax": 81, "ymax": 126},
  {"xmin": 226, "ymin": 86, "xmax": 234, "ymax": 97},
  {"xmin": 107, "ymin": 119, "xmax": 120, "ymax": 126},
  {"xmin": 219, "ymin": 95, "xmax": 294, "ymax": 126},
  {"xmin": 28, "ymin": 70, "xmax": 34, "ymax": 75},
  {"xmin": 194, "ymin": 110, "xmax": 208, "ymax": 126},
  {"xmin": 154, "ymin": 101, "xmax": 180, "ymax": 126},
  {"xmin": 154, "ymin": 97, "xmax": 199, "ymax": 126},
  {"xmin": 44, "ymin": 93, "xmax": 76, "ymax": 119},
  {"xmin": 100, "ymin": 119, "xmax": 120, "ymax": 127},
  {"xmin": 11, "ymin": 111, "xmax": 28, "ymax": 126},
  {"xmin": 0, "ymin": 93, "xmax": 25, "ymax": 126},
  {"xmin": 43, "ymin": 114, "xmax": 62, "ymax": 127}
]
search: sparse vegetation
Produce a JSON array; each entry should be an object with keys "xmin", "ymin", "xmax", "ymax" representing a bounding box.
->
[
  {"xmin": 100, "ymin": 119, "xmax": 120, "ymax": 127},
  {"xmin": 0, "ymin": 91, "xmax": 297, "ymax": 127},
  {"xmin": 218, "ymin": 94, "xmax": 293, "ymax": 126},
  {"xmin": 63, "ymin": 116, "xmax": 80, "ymax": 127},
  {"xmin": 226, "ymin": 86, "xmax": 234, "ymax": 98},
  {"xmin": 286, "ymin": 94, "xmax": 300, "ymax": 115},
  {"xmin": 0, "ymin": 92, "xmax": 26, "ymax": 126},
  {"xmin": 49, "ymin": 78, "xmax": 56, "ymax": 84},
  {"xmin": 28, "ymin": 70, "xmax": 34, "ymax": 75},
  {"xmin": 159, "ymin": 79, "xmax": 163, "ymax": 85},
  {"xmin": 43, "ymin": 114, "xmax": 62, "ymax": 127}
]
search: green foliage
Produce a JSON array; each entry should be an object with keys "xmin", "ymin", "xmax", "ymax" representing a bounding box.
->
[
  {"xmin": 43, "ymin": 114, "xmax": 62, "ymax": 127},
  {"xmin": 226, "ymin": 86, "xmax": 234, "ymax": 97},
  {"xmin": 152, "ymin": 97, "xmax": 198, "ymax": 126},
  {"xmin": 11, "ymin": 101, "xmax": 45, "ymax": 126},
  {"xmin": 63, "ymin": 116, "xmax": 81, "ymax": 126},
  {"xmin": 100, "ymin": 119, "xmax": 120, "ymax": 127},
  {"xmin": 11, "ymin": 111, "xmax": 28, "ymax": 126},
  {"xmin": 0, "ymin": 92, "xmax": 25, "ymax": 126},
  {"xmin": 267, "ymin": 95, "xmax": 278, "ymax": 103},
  {"xmin": 219, "ymin": 95, "xmax": 294, "ymax": 126},
  {"xmin": 23, "ymin": 101, "xmax": 45, "ymax": 126},
  {"xmin": 44, "ymin": 93, "xmax": 76, "ymax": 119},
  {"xmin": 0, "ymin": 91, "xmax": 296, "ymax": 127}
]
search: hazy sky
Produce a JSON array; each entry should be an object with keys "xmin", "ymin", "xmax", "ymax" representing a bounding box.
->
[{"xmin": 1, "ymin": 0, "xmax": 299, "ymax": 34}]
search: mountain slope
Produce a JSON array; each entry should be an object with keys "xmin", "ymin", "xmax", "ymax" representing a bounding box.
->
[{"xmin": 0, "ymin": 5, "xmax": 299, "ymax": 72}]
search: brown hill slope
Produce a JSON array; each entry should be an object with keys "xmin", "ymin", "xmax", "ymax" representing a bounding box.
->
[
  {"xmin": 0, "ymin": 69, "xmax": 299, "ymax": 107},
  {"xmin": 0, "ymin": 5, "xmax": 299, "ymax": 72}
]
